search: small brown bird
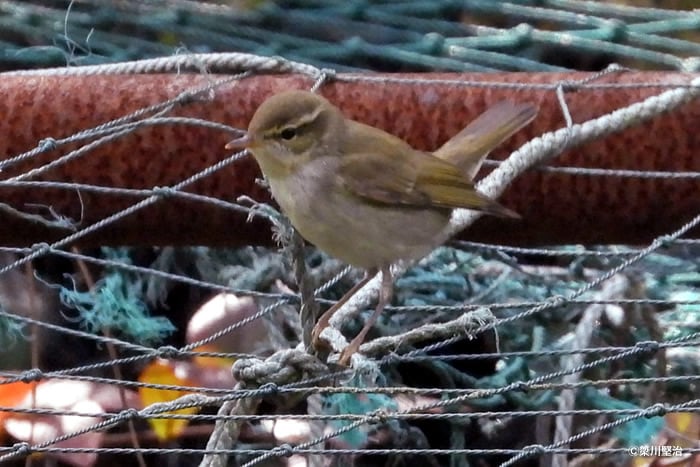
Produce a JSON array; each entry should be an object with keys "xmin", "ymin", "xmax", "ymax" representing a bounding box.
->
[{"xmin": 227, "ymin": 90, "xmax": 536, "ymax": 365}]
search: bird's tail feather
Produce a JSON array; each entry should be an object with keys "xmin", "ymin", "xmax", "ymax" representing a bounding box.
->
[{"xmin": 434, "ymin": 101, "xmax": 537, "ymax": 180}]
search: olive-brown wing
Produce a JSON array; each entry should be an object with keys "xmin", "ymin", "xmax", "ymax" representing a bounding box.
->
[{"xmin": 337, "ymin": 147, "xmax": 518, "ymax": 218}]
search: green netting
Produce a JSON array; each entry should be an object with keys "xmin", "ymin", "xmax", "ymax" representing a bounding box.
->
[{"xmin": 1, "ymin": 0, "xmax": 699, "ymax": 72}]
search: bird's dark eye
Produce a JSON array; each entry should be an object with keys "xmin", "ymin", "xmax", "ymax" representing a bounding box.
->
[{"xmin": 280, "ymin": 128, "xmax": 297, "ymax": 140}]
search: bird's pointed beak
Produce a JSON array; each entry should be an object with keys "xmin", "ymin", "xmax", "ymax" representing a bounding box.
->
[{"xmin": 225, "ymin": 133, "xmax": 254, "ymax": 151}]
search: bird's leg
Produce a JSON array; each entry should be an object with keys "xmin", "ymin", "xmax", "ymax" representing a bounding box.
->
[
  {"xmin": 338, "ymin": 267, "xmax": 393, "ymax": 366},
  {"xmin": 311, "ymin": 268, "xmax": 376, "ymax": 351}
]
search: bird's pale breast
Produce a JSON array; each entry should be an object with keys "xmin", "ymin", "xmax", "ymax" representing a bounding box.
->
[{"xmin": 267, "ymin": 156, "xmax": 450, "ymax": 269}]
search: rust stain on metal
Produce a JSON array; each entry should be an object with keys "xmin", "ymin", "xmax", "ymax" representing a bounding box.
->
[{"xmin": 0, "ymin": 72, "xmax": 698, "ymax": 247}]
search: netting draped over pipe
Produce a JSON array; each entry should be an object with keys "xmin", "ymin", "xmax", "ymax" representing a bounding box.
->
[{"xmin": 1, "ymin": 68, "xmax": 698, "ymax": 248}]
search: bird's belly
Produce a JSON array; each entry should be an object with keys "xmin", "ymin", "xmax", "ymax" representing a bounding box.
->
[{"xmin": 269, "ymin": 176, "xmax": 449, "ymax": 269}]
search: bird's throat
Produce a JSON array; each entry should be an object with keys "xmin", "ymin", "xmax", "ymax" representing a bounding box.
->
[{"xmin": 250, "ymin": 148, "xmax": 301, "ymax": 179}]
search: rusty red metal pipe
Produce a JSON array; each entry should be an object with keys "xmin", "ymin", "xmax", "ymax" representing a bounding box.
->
[{"xmin": 0, "ymin": 72, "xmax": 698, "ymax": 247}]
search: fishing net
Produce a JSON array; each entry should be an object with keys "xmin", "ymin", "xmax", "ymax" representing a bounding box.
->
[{"xmin": 0, "ymin": 2, "xmax": 699, "ymax": 467}]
